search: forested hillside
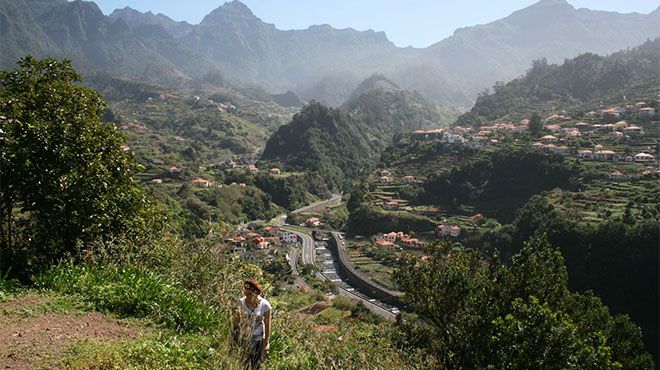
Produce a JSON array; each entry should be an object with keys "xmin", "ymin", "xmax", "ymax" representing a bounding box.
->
[
  {"xmin": 261, "ymin": 76, "xmax": 450, "ymax": 189},
  {"xmin": 457, "ymin": 38, "xmax": 660, "ymax": 125}
]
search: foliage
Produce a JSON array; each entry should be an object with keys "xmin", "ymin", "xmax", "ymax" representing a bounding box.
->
[
  {"xmin": 529, "ymin": 112, "xmax": 542, "ymax": 137},
  {"xmin": 347, "ymin": 204, "xmax": 437, "ymax": 235},
  {"xmin": 262, "ymin": 86, "xmax": 440, "ymax": 190},
  {"xmin": 424, "ymin": 148, "xmax": 582, "ymax": 221},
  {"xmin": 457, "ymin": 39, "xmax": 660, "ymax": 125},
  {"xmin": 36, "ymin": 263, "xmax": 224, "ymax": 333},
  {"xmin": 0, "ymin": 57, "xmax": 157, "ymax": 278},
  {"xmin": 394, "ymin": 238, "xmax": 653, "ymax": 369}
]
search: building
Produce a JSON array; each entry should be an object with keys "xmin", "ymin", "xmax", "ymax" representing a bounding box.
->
[
  {"xmin": 638, "ymin": 107, "xmax": 655, "ymax": 119},
  {"xmin": 383, "ymin": 201, "xmax": 400, "ymax": 210},
  {"xmin": 403, "ymin": 175, "xmax": 416, "ymax": 183},
  {"xmin": 450, "ymin": 226, "xmax": 462, "ymax": 237},
  {"xmin": 541, "ymin": 135, "xmax": 558, "ymax": 143},
  {"xmin": 305, "ymin": 217, "xmax": 321, "ymax": 227},
  {"xmin": 379, "ymin": 169, "xmax": 392, "ymax": 177},
  {"xmin": 191, "ymin": 178, "xmax": 211, "ymax": 187},
  {"xmin": 578, "ymin": 150, "xmax": 593, "ymax": 159},
  {"xmin": 151, "ymin": 178, "xmax": 162, "ymax": 184},
  {"xmin": 594, "ymin": 150, "xmax": 615, "ymax": 161},
  {"xmin": 601, "ymin": 108, "xmax": 620, "ymax": 121},
  {"xmin": 375, "ymin": 239, "xmax": 395, "ymax": 248},
  {"xmin": 634, "ymin": 153, "xmax": 655, "ymax": 163},
  {"xmin": 609, "ymin": 171, "xmax": 623, "ymax": 180},
  {"xmin": 379, "ymin": 176, "xmax": 391, "ymax": 183},
  {"xmin": 248, "ymin": 164, "xmax": 258, "ymax": 173},
  {"xmin": 270, "ymin": 168, "xmax": 281, "ymax": 175},
  {"xmin": 623, "ymin": 126, "xmax": 644, "ymax": 136}
]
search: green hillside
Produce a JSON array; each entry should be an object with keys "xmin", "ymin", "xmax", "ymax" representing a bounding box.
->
[
  {"xmin": 457, "ymin": 38, "xmax": 660, "ymax": 126},
  {"xmin": 261, "ymin": 76, "xmax": 454, "ymax": 190}
]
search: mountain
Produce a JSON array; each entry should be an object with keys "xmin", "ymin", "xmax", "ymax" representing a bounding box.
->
[
  {"xmin": 417, "ymin": 0, "xmax": 660, "ymax": 100},
  {"xmin": 3, "ymin": 0, "xmax": 659, "ymax": 105},
  {"xmin": 261, "ymin": 75, "xmax": 442, "ymax": 189},
  {"xmin": 456, "ymin": 38, "xmax": 660, "ymax": 126},
  {"xmin": 109, "ymin": 7, "xmax": 193, "ymax": 37},
  {"xmin": 270, "ymin": 91, "xmax": 304, "ymax": 108},
  {"xmin": 178, "ymin": 1, "xmax": 400, "ymax": 92}
]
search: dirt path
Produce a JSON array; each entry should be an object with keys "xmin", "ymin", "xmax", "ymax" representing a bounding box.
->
[{"xmin": 0, "ymin": 294, "xmax": 149, "ymax": 369}]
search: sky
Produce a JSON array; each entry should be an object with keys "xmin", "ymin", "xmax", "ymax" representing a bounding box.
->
[{"xmin": 93, "ymin": 0, "xmax": 660, "ymax": 48}]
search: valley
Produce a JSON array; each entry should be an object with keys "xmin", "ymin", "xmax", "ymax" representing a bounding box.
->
[{"xmin": 1, "ymin": 1, "xmax": 659, "ymax": 368}]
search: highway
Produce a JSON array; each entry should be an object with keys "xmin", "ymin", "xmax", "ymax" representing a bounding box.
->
[
  {"xmin": 290, "ymin": 193, "xmax": 341, "ymax": 214},
  {"xmin": 276, "ymin": 194, "xmax": 399, "ymax": 320},
  {"xmin": 282, "ymin": 227, "xmax": 315, "ymax": 266}
]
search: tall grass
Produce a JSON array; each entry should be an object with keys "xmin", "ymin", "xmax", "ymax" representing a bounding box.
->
[{"xmin": 36, "ymin": 263, "xmax": 223, "ymax": 333}]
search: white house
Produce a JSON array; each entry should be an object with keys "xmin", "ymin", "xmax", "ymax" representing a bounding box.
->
[
  {"xmin": 595, "ymin": 150, "xmax": 615, "ymax": 161},
  {"xmin": 578, "ymin": 150, "xmax": 593, "ymax": 159},
  {"xmin": 623, "ymin": 126, "xmax": 644, "ymax": 136},
  {"xmin": 634, "ymin": 153, "xmax": 655, "ymax": 163},
  {"xmin": 638, "ymin": 107, "xmax": 655, "ymax": 119}
]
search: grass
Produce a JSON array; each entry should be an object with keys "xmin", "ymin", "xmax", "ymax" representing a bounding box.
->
[
  {"xmin": 315, "ymin": 307, "xmax": 351, "ymax": 324},
  {"xmin": 0, "ymin": 293, "xmax": 94, "ymax": 318},
  {"xmin": 59, "ymin": 334, "xmax": 230, "ymax": 369},
  {"xmin": 36, "ymin": 263, "xmax": 224, "ymax": 333}
]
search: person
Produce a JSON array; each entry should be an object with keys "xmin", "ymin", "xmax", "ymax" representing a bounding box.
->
[{"xmin": 232, "ymin": 279, "xmax": 272, "ymax": 369}]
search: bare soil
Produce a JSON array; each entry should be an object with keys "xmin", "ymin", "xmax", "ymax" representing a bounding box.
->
[{"xmin": 0, "ymin": 294, "xmax": 148, "ymax": 369}]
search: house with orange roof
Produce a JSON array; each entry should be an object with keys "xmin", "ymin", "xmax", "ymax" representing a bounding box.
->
[
  {"xmin": 541, "ymin": 135, "xmax": 557, "ymax": 143},
  {"xmin": 383, "ymin": 201, "xmax": 400, "ymax": 210},
  {"xmin": 601, "ymin": 108, "xmax": 621, "ymax": 121},
  {"xmin": 270, "ymin": 168, "xmax": 281, "ymax": 175},
  {"xmin": 305, "ymin": 217, "xmax": 321, "ymax": 227},
  {"xmin": 609, "ymin": 171, "xmax": 623, "ymax": 180},
  {"xmin": 375, "ymin": 239, "xmax": 395, "ymax": 248},
  {"xmin": 192, "ymin": 178, "xmax": 212, "ymax": 187},
  {"xmin": 403, "ymin": 175, "xmax": 415, "ymax": 183}
]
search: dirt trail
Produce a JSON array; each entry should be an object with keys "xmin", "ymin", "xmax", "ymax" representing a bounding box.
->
[{"xmin": 0, "ymin": 294, "xmax": 148, "ymax": 369}]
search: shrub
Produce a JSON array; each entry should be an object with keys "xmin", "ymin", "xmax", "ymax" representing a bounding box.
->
[{"xmin": 36, "ymin": 263, "xmax": 223, "ymax": 333}]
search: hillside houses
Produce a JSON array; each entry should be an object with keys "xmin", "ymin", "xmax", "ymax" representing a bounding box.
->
[
  {"xmin": 374, "ymin": 231, "xmax": 422, "ymax": 248},
  {"xmin": 437, "ymin": 224, "xmax": 461, "ymax": 238}
]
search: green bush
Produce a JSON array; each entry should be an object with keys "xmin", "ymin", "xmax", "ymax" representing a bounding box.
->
[{"xmin": 36, "ymin": 263, "xmax": 223, "ymax": 333}]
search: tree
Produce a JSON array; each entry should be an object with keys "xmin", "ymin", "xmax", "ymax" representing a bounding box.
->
[
  {"xmin": 529, "ymin": 112, "xmax": 543, "ymax": 137},
  {"xmin": 393, "ymin": 238, "xmax": 653, "ymax": 369},
  {"xmin": 0, "ymin": 57, "xmax": 155, "ymax": 277}
]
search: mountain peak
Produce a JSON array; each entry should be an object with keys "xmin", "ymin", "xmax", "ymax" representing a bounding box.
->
[
  {"xmin": 201, "ymin": 0, "xmax": 259, "ymax": 25},
  {"xmin": 223, "ymin": 0, "xmax": 252, "ymax": 13}
]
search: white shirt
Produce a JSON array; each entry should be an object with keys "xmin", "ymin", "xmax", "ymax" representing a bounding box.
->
[{"xmin": 238, "ymin": 296, "xmax": 272, "ymax": 340}]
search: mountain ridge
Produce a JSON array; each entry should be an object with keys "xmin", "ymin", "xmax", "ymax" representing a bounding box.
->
[{"xmin": 2, "ymin": 0, "xmax": 659, "ymax": 106}]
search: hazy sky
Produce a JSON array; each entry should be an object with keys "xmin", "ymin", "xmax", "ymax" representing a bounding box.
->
[{"xmin": 93, "ymin": 0, "xmax": 660, "ymax": 48}]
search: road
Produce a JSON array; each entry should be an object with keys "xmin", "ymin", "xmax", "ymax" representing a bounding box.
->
[
  {"xmin": 268, "ymin": 193, "xmax": 341, "ymax": 226},
  {"xmin": 290, "ymin": 193, "xmax": 341, "ymax": 214},
  {"xmin": 282, "ymin": 227, "xmax": 315, "ymax": 265}
]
